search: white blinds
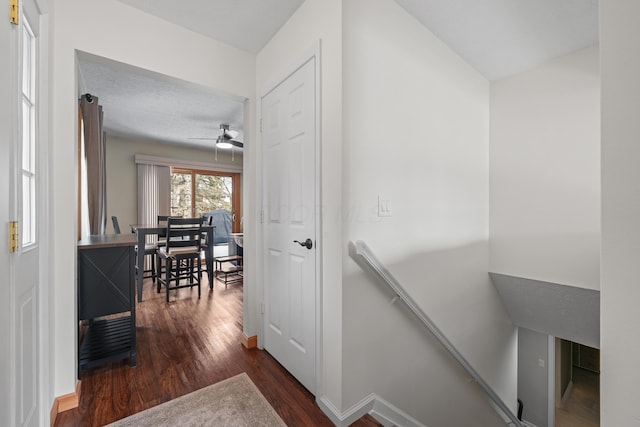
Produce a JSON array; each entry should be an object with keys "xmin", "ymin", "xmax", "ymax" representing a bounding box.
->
[{"xmin": 137, "ymin": 163, "xmax": 170, "ymax": 228}]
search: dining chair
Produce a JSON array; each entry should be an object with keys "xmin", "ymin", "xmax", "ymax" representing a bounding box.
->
[
  {"xmin": 111, "ymin": 216, "xmax": 121, "ymax": 234},
  {"xmin": 116, "ymin": 214, "xmax": 158, "ymax": 284},
  {"xmin": 156, "ymin": 217, "xmax": 204, "ymax": 302},
  {"xmin": 155, "ymin": 215, "xmax": 182, "ymax": 278}
]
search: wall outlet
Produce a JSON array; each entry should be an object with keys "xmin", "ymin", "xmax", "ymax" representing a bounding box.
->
[{"xmin": 378, "ymin": 195, "xmax": 393, "ymax": 217}]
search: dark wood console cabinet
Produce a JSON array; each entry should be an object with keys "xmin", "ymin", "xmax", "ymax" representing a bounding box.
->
[{"xmin": 77, "ymin": 234, "xmax": 137, "ymax": 374}]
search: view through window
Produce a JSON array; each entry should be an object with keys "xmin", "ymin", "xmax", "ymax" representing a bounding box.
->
[{"xmin": 170, "ymin": 168, "xmax": 240, "ymax": 227}]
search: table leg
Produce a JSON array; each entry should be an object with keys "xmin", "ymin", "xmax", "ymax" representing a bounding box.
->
[
  {"xmin": 129, "ymin": 245, "xmax": 137, "ymax": 366},
  {"xmin": 137, "ymin": 230, "xmax": 146, "ymax": 302},
  {"xmin": 207, "ymin": 227, "xmax": 214, "ymax": 289}
]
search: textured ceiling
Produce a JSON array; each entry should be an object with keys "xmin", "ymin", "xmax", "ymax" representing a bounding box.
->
[{"xmin": 78, "ymin": 52, "xmax": 245, "ymax": 151}]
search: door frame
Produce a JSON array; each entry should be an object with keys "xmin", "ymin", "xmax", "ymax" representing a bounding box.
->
[
  {"xmin": 258, "ymin": 41, "xmax": 322, "ymax": 396},
  {"xmin": 35, "ymin": 11, "xmax": 51, "ymax": 427}
]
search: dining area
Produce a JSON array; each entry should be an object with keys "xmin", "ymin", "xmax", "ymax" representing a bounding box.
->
[
  {"xmin": 76, "ymin": 214, "xmax": 222, "ymax": 374},
  {"xmin": 76, "ymin": 92, "xmax": 244, "ymax": 377},
  {"xmin": 128, "ymin": 216, "xmax": 216, "ymax": 301}
]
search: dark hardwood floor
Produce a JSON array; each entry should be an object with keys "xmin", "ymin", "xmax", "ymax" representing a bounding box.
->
[{"xmin": 55, "ymin": 274, "xmax": 380, "ymax": 427}]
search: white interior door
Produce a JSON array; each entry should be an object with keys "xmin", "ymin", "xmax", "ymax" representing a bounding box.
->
[
  {"xmin": 262, "ymin": 57, "xmax": 317, "ymax": 393},
  {"xmin": 3, "ymin": 1, "xmax": 42, "ymax": 426}
]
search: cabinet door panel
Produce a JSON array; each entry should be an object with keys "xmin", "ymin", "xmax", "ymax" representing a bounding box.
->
[{"xmin": 78, "ymin": 246, "xmax": 132, "ymax": 319}]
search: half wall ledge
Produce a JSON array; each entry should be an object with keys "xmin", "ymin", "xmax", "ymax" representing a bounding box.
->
[{"xmin": 489, "ymin": 272, "xmax": 599, "ymax": 349}]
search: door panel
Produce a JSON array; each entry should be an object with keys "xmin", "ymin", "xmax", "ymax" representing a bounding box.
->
[
  {"xmin": 9, "ymin": 3, "xmax": 41, "ymax": 426},
  {"xmin": 17, "ymin": 287, "xmax": 36, "ymax": 425},
  {"xmin": 263, "ymin": 58, "xmax": 317, "ymax": 393}
]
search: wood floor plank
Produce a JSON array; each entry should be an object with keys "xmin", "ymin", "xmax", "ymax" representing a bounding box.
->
[{"xmin": 54, "ymin": 275, "xmax": 379, "ymax": 426}]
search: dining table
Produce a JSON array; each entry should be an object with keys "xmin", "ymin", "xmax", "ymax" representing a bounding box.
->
[{"xmin": 131, "ymin": 223, "xmax": 215, "ymax": 302}]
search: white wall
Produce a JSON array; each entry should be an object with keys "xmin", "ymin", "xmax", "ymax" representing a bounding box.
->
[
  {"xmin": 342, "ymin": 0, "xmax": 517, "ymax": 424},
  {"xmin": 105, "ymin": 136, "xmax": 241, "ymax": 232},
  {"xmin": 50, "ymin": 0, "xmax": 255, "ymax": 399},
  {"xmin": 490, "ymin": 46, "xmax": 600, "ymax": 290},
  {"xmin": 518, "ymin": 328, "xmax": 551, "ymax": 427},
  {"xmin": 600, "ymin": 1, "xmax": 640, "ymax": 425},
  {"xmin": 256, "ymin": 0, "xmax": 343, "ymax": 410}
]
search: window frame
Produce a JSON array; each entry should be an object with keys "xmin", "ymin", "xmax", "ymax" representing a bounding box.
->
[
  {"xmin": 20, "ymin": 15, "xmax": 37, "ymax": 248},
  {"xmin": 171, "ymin": 167, "xmax": 242, "ymax": 232}
]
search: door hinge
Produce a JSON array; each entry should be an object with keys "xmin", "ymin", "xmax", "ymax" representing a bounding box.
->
[
  {"xmin": 260, "ymin": 302, "xmax": 265, "ymax": 314},
  {"xmin": 260, "ymin": 210, "xmax": 264, "ymax": 224},
  {"xmin": 10, "ymin": 0, "xmax": 19, "ymax": 25},
  {"xmin": 9, "ymin": 221, "xmax": 18, "ymax": 253}
]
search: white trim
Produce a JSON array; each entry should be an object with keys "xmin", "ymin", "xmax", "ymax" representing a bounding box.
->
[
  {"xmin": 134, "ymin": 154, "xmax": 242, "ymax": 173},
  {"xmin": 313, "ymin": 40, "xmax": 323, "ymax": 402},
  {"xmin": 37, "ymin": 12, "xmax": 51, "ymax": 427},
  {"xmin": 261, "ymin": 41, "xmax": 322, "ymax": 100},
  {"xmin": 259, "ymin": 40, "xmax": 322, "ymax": 395},
  {"xmin": 547, "ymin": 335, "xmax": 555, "ymax": 427},
  {"xmin": 317, "ymin": 393, "xmax": 427, "ymax": 427},
  {"xmin": 370, "ymin": 396, "xmax": 426, "ymax": 427},
  {"xmin": 317, "ymin": 394, "xmax": 375, "ymax": 427}
]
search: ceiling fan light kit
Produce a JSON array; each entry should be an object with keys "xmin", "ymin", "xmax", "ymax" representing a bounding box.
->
[
  {"xmin": 189, "ymin": 123, "xmax": 244, "ymax": 151},
  {"xmin": 216, "ymin": 139, "xmax": 234, "ymax": 149}
]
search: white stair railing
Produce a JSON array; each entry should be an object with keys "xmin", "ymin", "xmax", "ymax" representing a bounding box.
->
[{"xmin": 352, "ymin": 240, "xmax": 524, "ymax": 427}]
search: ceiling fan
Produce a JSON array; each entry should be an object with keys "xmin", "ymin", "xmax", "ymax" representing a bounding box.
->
[{"xmin": 189, "ymin": 124, "xmax": 244, "ymax": 149}]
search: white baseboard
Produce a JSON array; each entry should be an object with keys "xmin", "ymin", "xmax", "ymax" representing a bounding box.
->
[
  {"xmin": 317, "ymin": 394, "xmax": 375, "ymax": 427},
  {"xmin": 317, "ymin": 394, "xmax": 426, "ymax": 427}
]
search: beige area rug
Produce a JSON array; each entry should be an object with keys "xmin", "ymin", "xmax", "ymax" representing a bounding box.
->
[{"xmin": 105, "ymin": 373, "xmax": 287, "ymax": 427}]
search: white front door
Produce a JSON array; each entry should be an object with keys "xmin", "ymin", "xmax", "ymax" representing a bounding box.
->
[
  {"xmin": 2, "ymin": 1, "xmax": 43, "ymax": 426},
  {"xmin": 262, "ymin": 57, "xmax": 318, "ymax": 393}
]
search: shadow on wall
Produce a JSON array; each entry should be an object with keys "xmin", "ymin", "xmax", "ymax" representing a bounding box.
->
[{"xmin": 342, "ymin": 241, "xmax": 518, "ymax": 427}]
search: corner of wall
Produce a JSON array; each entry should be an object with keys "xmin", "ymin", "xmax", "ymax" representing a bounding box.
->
[
  {"xmin": 317, "ymin": 393, "xmax": 374, "ymax": 427},
  {"xmin": 317, "ymin": 393, "xmax": 427, "ymax": 427}
]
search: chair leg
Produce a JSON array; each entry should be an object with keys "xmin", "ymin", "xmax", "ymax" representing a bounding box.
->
[
  {"xmin": 176, "ymin": 260, "xmax": 181, "ymax": 287},
  {"xmin": 197, "ymin": 258, "xmax": 201, "ymax": 298},
  {"xmin": 166, "ymin": 258, "xmax": 172, "ymax": 303},
  {"xmin": 151, "ymin": 253, "xmax": 156, "ymax": 283},
  {"xmin": 156, "ymin": 257, "xmax": 162, "ymax": 293}
]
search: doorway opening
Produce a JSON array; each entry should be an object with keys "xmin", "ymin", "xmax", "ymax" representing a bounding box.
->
[{"xmin": 555, "ymin": 339, "xmax": 600, "ymax": 427}]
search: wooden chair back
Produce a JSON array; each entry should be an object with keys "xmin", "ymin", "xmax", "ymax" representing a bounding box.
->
[{"xmin": 163, "ymin": 217, "xmax": 203, "ymax": 255}]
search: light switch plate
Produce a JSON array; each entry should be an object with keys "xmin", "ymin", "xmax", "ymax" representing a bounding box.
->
[{"xmin": 378, "ymin": 194, "xmax": 392, "ymax": 217}]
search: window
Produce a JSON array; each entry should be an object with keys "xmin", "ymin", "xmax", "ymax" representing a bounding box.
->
[
  {"xmin": 21, "ymin": 17, "xmax": 36, "ymax": 246},
  {"xmin": 170, "ymin": 168, "xmax": 241, "ymax": 231}
]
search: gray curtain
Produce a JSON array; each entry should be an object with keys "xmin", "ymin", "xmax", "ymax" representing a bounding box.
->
[{"xmin": 80, "ymin": 94, "xmax": 107, "ymax": 235}]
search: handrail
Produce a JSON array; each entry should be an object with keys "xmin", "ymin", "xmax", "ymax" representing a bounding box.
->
[{"xmin": 352, "ymin": 240, "xmax": 524, "ymax": 427}]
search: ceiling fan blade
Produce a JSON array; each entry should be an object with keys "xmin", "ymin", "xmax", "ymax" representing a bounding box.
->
[
  {"xmin": 223, "ymin": 130, "xmax": 239, "ymax": 139},
  {"xmin": 230, "ymin": 140, "xmax": 244, "ymax": 148}
]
